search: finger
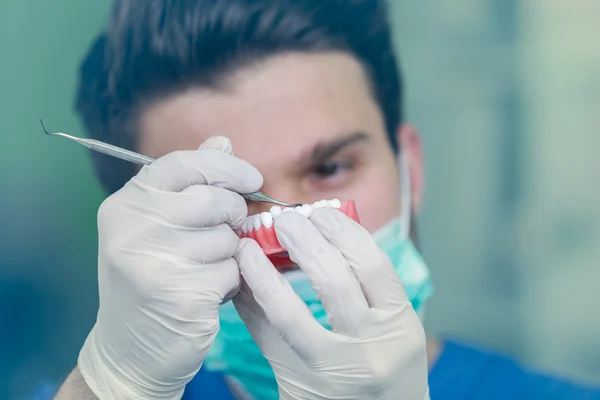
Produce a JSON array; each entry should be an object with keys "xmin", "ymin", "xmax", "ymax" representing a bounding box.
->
[
  {"xmin": 274, "ymin": 212, "xmax": 369, "ymax": 335},
  {"xmin": 198, "ymin": 135, "xmax": 234, "ymax": 155},
  {"xmin": 141, "ymin": 254, "xmax": 240, "ymax": 312},
  {"xmin": 129, "ymin": 184, "xmax": 249, "ymax": 229},
  {"xmin": 234, "ymin": 239, "xmax": 325, "ymax": 361},
  {"xmin": 150, "ymin": 223, "xmax": 240, "ymax": 264},
  {"xmin": 232, "ymin": 282, "xmax": 312, "ymax": 382},
  {"xmin": 310, "ymin": 208, "xmax": 409, "ymax": 310},
  {"xmin": 202, "ymin": 258, "xmax": 242, "ymax": 303},
  {"xmin": 135, "ymin": 137, "xmax": 263, "ymax": 193}
]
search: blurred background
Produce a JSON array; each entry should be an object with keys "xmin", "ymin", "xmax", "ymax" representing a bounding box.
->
[{"xmin": 1, "ymin": 0, "xmax": 599, "ymax": 398}]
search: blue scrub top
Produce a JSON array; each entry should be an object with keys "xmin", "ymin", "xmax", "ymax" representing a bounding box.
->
[{"xmin": 27, "ymin": 340, "xmax": 600, "ymax": 399}]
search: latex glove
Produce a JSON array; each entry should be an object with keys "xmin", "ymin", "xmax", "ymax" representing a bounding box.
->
[
  {"xmin": 78, "ymin": 137, "xmax": 263, "ymax": 399},
  {"xmin": 233, "ymin": 208, "xmax": 429, "ymax": 400}
]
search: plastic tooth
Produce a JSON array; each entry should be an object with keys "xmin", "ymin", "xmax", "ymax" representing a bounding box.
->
[
  {"xmin": 305, "ymin": 204, "xmax": 315, "ymax": 217},
  {"xmin": 297, "ymin": 204, "xmax": 313, "ymax": 217},
  {"xmin": 260, "ymin": 212, "xmax": 274, "ymax": 229},
  {"xmin": 315, "ymin": 200, "xmax": 328, "ymax": 208},
  {"xmin": 295, "ymin": 205, "xmax": 307, "ymax": 217},
  {"xmin": 270, "ymin": 206, "xmax": 282, "ymax": 219},
  {"xmin": 275, "ymin": 207, "xmax": 295, "ymax": 221},
  {"xmin": 329, "ymin": 199, "xmax": 342, "ymax": 208},
  {"xmin": 252, "ymin": 214, "xmax": 262, "ymax": 231}
]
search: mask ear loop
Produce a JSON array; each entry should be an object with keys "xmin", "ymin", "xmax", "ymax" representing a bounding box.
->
[
  {"xmin": 400, "ymin": 155, "xmax": 430, "ymax": 321},
  {"xmin": 399, "ymin": 154, "xmax": 412, "ymax": 241}
]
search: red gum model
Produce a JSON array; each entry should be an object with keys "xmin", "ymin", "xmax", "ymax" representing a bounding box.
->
[{"xmin": 239, "ymin": 200, "xmax": 360, "ymax": 268}]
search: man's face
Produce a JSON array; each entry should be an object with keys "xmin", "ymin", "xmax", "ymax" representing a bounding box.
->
[{"xmin": 138, "ymin": 52, "xmax": 422, "ymax": 233}]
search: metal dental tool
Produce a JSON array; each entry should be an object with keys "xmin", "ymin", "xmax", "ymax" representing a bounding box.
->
[{"xmin": 41, "ymin": 120, "xmax": 301, "ymax": 208}]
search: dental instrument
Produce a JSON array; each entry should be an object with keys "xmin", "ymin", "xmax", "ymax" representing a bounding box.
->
[{"xmin": 40, "ymin": 120, "xmax": 301, "ymax": 208}]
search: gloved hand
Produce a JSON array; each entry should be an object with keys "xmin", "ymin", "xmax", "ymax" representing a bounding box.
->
[
  {"xmin": 233, "ymin": 208, "xmax": 430, "ymax": 400},
  {"xmin": 78, "ymin": 137, "xmax": 263, "ymax": 399}
]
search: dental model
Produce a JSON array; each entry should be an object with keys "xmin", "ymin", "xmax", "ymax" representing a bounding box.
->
[{"xmin": 237, "ymin": 199, "xmax": 360, "ymax": 268}]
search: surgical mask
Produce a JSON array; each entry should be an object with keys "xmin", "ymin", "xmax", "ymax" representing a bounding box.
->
[{"xmin": 203, "ymin": 157, "xmax": 434, "ymax": 400}]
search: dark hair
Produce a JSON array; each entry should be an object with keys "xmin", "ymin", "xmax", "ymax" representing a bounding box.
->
[{"xmin": 76, "ymin": 0, "xmax": 403, "ymax": 194}]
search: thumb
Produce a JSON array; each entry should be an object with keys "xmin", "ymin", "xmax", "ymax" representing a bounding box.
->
[{"xmin": 199, "ymin": 136, "xmax": 234, "ymax": 155}]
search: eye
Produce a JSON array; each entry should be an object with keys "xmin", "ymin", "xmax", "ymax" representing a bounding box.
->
[
  {"xmin": 303, "ymin": 154, "xmax": 362, "ymax": 193},
  {"xmin": 310, "ymin": 161, "xmax": 353, "ymax": 180}
]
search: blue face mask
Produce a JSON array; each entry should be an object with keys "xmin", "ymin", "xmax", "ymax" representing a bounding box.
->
[{"xmin": 203, "ymin": 159, "xmax": 434, "ymax": 400}]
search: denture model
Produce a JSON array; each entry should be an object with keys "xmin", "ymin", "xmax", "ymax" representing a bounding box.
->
[{"xmin": 237, "ymin": 199, "xmax": 360, "ymax": 268}]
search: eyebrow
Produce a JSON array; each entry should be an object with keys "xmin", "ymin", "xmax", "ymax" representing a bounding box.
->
[{"xmin": 304, "ymin": 132, "xmax": 370, "ymax": 166}]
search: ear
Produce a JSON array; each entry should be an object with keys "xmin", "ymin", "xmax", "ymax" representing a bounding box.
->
[{"xmin": 397, "ymin": 124, "xmax": 425, "ymax": 214}]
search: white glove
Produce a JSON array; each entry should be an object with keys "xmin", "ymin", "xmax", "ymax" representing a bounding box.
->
[
  {"xmin": 78, "ymin": 137, "xmax": 263, "ymax": 399},
  {"xmin": 233, "ymin": 208, "xmax": 430, "ymax": 400}
]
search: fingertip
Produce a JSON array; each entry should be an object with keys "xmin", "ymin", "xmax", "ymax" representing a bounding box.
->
[
  {"xmin": 197, "ymin": 137, "xmax": 263, "ymax": 193},
  {"xmin": 133, "ymin": 164, "xmax": 151, "ymax": 182},
  {"xmin": 275, "ymin": 212, "xmax": 324, "ymax": 259},
  {"xmin": 243, "ymin": 163, "xmax": 264, "ymax": 192},
  {"xmin": 309, "ymin": 206, "xmax": 339, "ymax": 226},
  {"xmin": 274, "ymin": 210, "xmax": 306, "ymax": 231},
  {"xmin": 198, "ymin": 136, "xmax": 233, "ymax": 154},
  {"xmin": 311, "ymin": 206, "xmax": 361, "ymax": 236}
]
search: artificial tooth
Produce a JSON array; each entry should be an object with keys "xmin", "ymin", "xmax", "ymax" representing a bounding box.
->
[
  {"xmin": 298, "ymin": 204, "xmax": 313, "ymax": 217},
  {"xmin": 328, "ymin": 199, "xmax": 342, "ymax": 208},
  {"xmin": 270, "ymin": 206, "xmax": 282, "ymax": 219},
  {"xmin": 242, "ymin": 218, "xmax": 251, "ymax": 233},
  {"xmin": 252, "ymin": 214, "xmax": 262, "ymax": 230},
  {"xmin": 314, "ymin": 200, "xmax": 328, "ymax": 208},
  {"xmin": 260, "ymin": 212, "xmax": 274, "ymax": 228}
]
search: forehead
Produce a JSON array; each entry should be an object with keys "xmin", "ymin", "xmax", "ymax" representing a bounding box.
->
[{"xmin": 138, "ymin": 52, "xmax": 387, "ymax": 170}]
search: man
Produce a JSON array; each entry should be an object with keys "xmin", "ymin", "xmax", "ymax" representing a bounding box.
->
[{"xmin": 45, "ymin": 0, "xmax": 598, "ymax": 399}]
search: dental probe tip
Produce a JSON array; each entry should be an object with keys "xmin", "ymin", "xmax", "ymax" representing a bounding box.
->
[{"xmin": 40, "ymin": 119, "xmax": 51, "ymax": 135}]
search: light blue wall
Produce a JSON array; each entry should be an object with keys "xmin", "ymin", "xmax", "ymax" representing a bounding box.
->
[
  {"xmin": 0, "ymin": 2, "xmax": 109, "ymax": 397},
  {"xmin": 391, "ymin": 0, "xmax": 600, "ymax": 385}
]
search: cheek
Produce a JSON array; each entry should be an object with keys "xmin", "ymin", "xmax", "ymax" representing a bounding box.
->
[{"xmin": 351, "ymin": 174, "xmax": 402, "ymax": 233}]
